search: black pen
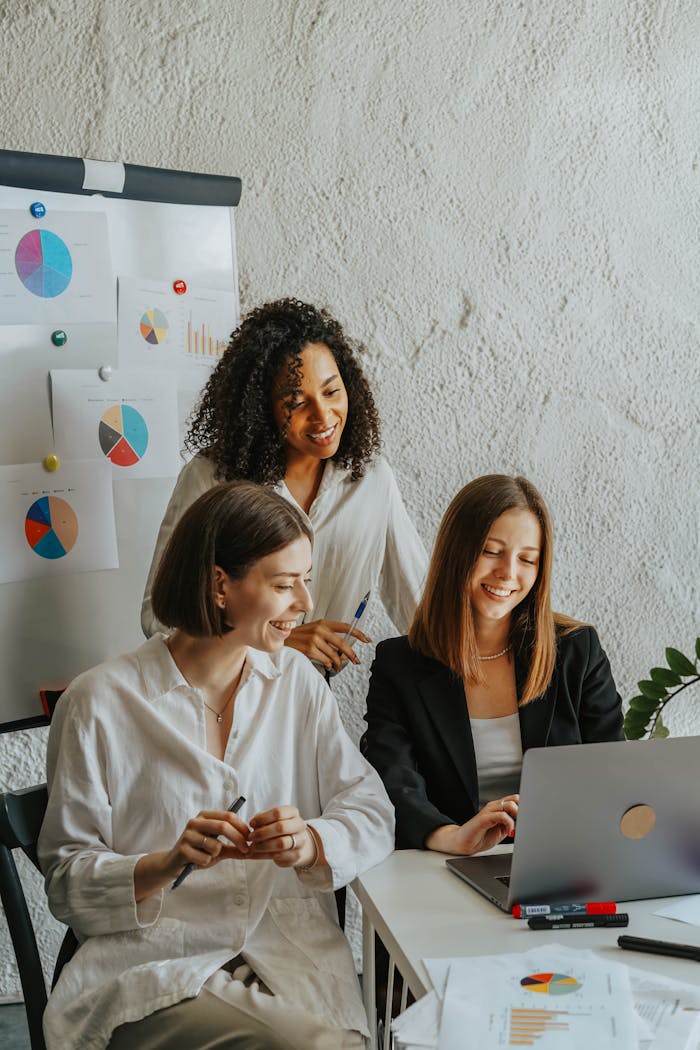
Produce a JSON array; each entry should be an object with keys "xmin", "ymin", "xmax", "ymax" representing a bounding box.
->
[
  {"xmin": 618, "ymin": 935, "xmax": 700, "ymax": 962},
  {"xmin": 529, "ymin": 913, "xmax": 629, "ymax": 931},
  {"xmin": 171, "ymin": 795, "xmax": 246, "ymax": 889}
]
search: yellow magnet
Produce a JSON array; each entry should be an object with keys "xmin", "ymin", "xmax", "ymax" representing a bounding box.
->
[{"xmin": 43, "ymin": 454, "xmax": 61, "ymax": 472}]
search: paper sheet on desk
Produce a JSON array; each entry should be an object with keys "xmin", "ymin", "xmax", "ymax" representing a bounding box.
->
[
  {"xmin": 398, "ymin": 948, "xmax": 700, "ymax": 1050},
  {"xmin": 654, "ymin": 896, "xmax": 700, "ymax": 926},
  {"xmin": 437, "ymin": 946, "xmax": 637, "ymax": 1049}
]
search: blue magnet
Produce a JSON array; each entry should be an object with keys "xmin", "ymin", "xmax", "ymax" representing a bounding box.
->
[
  {"xmin": 30, "ymin": 201, "xmax": 46, "ymax": 218},
  {"xmin": 51, "ymin": 330, "xmax": 68, "ymax": 346}
]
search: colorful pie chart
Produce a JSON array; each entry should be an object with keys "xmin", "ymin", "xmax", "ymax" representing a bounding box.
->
[
  {"xmin": 25, "ymin": 496, "xmax": 79, "ymax": 559},
  {"xmin": 15, "ymin": 229, "xmax": 73, "ymax": 298},
  {"xmin": 140, "ymin": 307, "xmax": 169, "ymax": 344},
  {"xmin": 99, "ymin": 404, "xmax": 149, "ymax": 466},
  {"xmin": 521, "ymin": 972, "xmax": 581, "ymax": 995}
]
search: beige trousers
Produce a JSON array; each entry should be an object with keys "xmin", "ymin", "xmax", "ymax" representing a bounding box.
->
[{"xmin": 108, "ymin": 963, "xmax": 367, "ymax": 1050}]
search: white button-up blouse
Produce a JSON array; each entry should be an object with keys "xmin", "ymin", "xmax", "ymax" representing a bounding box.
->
[
  {"xmin": 38, "ymin": 636, "xmax": 395, "ymax": 1050},
  {"xmin": 141, "ymin": 453, "xmax": 428, "ymax": 638}
]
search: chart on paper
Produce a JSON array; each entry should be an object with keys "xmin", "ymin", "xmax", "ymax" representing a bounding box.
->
[
  {"xmin": 25, "ymin": 495, "xmax": 78, "ymax": 559},
  {"xmin": 0, "ymin": 208, "xmax": 114, "ymax": 323},
  {"xmin": 98, "ymin": 404, "xmax": 149, "ymax": 466},
  {"xmin": 118, "ymin": 275, "xmax": 238, "ymax": 376}
]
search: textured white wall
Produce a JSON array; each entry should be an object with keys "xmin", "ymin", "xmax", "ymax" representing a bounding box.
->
[{"xmin": 1, "ymin": 0, "xmax": 699, "ymax": 999}]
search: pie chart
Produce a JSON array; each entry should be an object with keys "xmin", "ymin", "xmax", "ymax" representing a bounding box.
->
[
  {"xmin": 521, "ymin": 972, "xmax": 580, "ymax": 996},
  {"xmin": 15, "ymin": 229, "xmax": 73, "ymax": 298},
  {"xmin": 25, "ymin": 496, "xmax": 79, "ymax": 559},
  {"xmin": 99, "ymin": 404, "xmax": 149, "ymax": 466},
  {"xmin": 140, "ymin": 307, "xmax": 169, "ymax": 345}
]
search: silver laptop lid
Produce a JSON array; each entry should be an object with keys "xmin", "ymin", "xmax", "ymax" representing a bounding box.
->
[{"xmin": 508, "ymin": 736, "xmax": 700, "ymax": 907}]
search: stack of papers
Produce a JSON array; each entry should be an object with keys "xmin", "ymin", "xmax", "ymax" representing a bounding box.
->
[{"xmin": 392, "ymin": 944, "xmax": 700, "ymax": 1050}]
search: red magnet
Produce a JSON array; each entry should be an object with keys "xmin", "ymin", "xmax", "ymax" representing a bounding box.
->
[{"xmin": 173, "ymin": 279, "xmax": 187, "ymax": 295}]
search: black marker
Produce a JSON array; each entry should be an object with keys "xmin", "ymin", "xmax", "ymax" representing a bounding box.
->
[
  {"xmin": 528, "ymin": 913, "xmax": 629, "ymax": 931},
  {"xmin": 172, "ymin": 795, "xmax": 246, "ymax": 889},
  {"xmin": 618, "ymin": 935, "xmax": 700, "ymax": 961}
]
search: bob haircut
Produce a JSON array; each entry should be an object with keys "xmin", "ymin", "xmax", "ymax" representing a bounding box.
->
[
  {"xmin": 185, "ymin": 298, "xmax": 381, "ymax": 484},
  {"xmin": 152, "ymin": 481, "xmax": 312, "ymax": 638},
  {"xmin": 409, "ymin": 475, "xmax": 577, "ymax": 704}
]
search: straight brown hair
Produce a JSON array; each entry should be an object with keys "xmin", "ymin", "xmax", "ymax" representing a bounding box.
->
[
  {"xmin": 152, "ymin": 481, "xmax": 312, "ymax": 637},
  {"xmin": 409, "ymin": 475, "xmax": 578, "ymax": 704}
]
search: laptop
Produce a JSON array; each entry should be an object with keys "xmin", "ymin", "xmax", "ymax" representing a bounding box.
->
[{"xmin": 446, "ymin": 736, "xmax": 700, "ymax": 911}]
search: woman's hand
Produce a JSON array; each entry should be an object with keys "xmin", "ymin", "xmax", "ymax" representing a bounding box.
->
[
  {"xmin": 247, "ymin": 805, "xmax": 325, "ymax": 870},
  {"xmin": 134, "ymin": 808, "xmax": 251, "ymax": 901},
  {"xmin": 285, "ymin": 619, "xmax": 371, "ymax": 673},
  {"xmin": 425, "ymin": 795, "xmax": 519, "ymax": 856}
]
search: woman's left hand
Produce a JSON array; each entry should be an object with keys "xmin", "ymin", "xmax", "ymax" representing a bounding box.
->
[{"xmin": 247, "ymin": 805, "xmax": 322, "ymax": 869}]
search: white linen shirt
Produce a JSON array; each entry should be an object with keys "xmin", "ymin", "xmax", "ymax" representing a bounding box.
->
[
  {"xmin": 38, "ymin": 636, "xmax": 395, "ymax": 1050},
  {"xmin": 141, "ymin": 453, "xmax": 428, "ymax": 638}
]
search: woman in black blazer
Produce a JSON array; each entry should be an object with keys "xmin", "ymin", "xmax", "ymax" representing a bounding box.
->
[{"xmin": 363, "ymin": 474, "xmax": 624, "ymax": 854}]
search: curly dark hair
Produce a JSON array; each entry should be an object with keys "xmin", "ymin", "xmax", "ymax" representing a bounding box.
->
[{"xmin": 185, "ymin": 298, "xmax": 381, "ymax": 483}]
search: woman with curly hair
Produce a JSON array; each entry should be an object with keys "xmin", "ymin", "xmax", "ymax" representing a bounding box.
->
[{"xmin": 142, "ymin": 298, "xmax": 427, "ymax": 673}]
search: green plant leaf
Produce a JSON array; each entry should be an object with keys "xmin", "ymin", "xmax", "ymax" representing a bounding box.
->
[
  {"xmin": 629, "ymin": 695, "xmax": 659, "ymax": 714},
  {"xmin": 624, "ymin": 717, "xmax": 648, "ymax": 740},
  {"xmin": 638, "ymin": 680, "xmax": 667, "ymax": 701},
  {"xmin": 624, "ymin": 709, "xmax": 651, "ymax": 731},
  {"xmin": 650, "ymin": 667, "xmax": 681, "ymax": 688},
  {"xmin": 666, "ymin": 648, "xmax": 696, "ymax": 677},
  {"xmin": 696, "ymin": 637, "xmax": 700, "ymax": 661},
  {"xmin": 651, "ymin": 717, "xmax": 670, "ymax": 739}
]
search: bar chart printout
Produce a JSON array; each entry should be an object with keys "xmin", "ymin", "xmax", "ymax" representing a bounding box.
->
[{"xmin": 437, "ymin": 949, "xmax": 638, "ymax": 1050}]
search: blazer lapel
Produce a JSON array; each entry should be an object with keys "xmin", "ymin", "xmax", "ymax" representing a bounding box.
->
[{"xmin": 417, "ymin": 662, "xmax": 480, "ymax": 814}]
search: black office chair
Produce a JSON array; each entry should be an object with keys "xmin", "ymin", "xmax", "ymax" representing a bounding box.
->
[{"xmin": 0, "ymin": 784, "xmax": 76, "ymax": 1050}]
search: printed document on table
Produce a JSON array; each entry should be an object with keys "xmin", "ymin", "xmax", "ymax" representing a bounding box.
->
[
  {"xmin": 653, "ymin": 896, "xmax": 700, "ymax": 927},
  {"xmin": 437, "ymin": 946, "xmax": 637, "ymax": 1049}
]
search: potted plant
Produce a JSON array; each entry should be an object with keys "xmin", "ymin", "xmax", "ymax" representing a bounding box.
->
[{"xmin": 624, "ymin": 638, "xmax": 700, "ymax": 739}]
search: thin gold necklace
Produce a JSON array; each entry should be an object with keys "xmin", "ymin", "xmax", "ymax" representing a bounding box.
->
[
  {"xmin": 202, "ymin": 663, "xmax": 246, "ymax": 724},
  {"xmin": 477, "ymin": 644, "xmax": 512, "ymax": 662}
]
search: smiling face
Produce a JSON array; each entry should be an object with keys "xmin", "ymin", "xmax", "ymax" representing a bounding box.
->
[
  {"xmin": 214, "ymin": 534, "xmax": 313, "ymax": 651},
  {"xmin": 272, "ymin": 342, "xmax": 348, "ymax": 465},
  {"xmin": 469, "ymin": 508, "xmax": 542, "ymax": 629}
]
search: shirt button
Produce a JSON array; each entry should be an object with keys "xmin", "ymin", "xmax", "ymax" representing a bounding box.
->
[
  {"xmin": 223, "ymin": 778, "xmax": 235, "ymax": 791},
  {"xmin": 234, "ymin": 895, "xmax": 246, "ymax": 907}
]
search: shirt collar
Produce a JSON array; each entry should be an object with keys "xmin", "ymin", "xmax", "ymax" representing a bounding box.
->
[{"xmin": 137, "ymin": 635, "xmax": 281, "ymax": 703}]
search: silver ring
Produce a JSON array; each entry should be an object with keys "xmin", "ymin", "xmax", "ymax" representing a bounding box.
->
[
  {"xmin": 290, "ymin": 834, "xmax": 297, "ymax": 850},
  {"xmin": 201, "ymin": 835, "xmax": 208, "ymax": 848},
  {"xmin": 500, "ymin": 799, "xmax": 505, "ymax": 811}
]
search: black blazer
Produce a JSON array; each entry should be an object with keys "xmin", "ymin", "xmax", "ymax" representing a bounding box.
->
[{"xmin": 363, "ymin": 627, "xmax": 624, "ymax": 849}]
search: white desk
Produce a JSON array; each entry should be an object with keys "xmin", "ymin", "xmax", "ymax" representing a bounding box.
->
[{"xmin": 354, "ymin": 848, "xmax": 700, "ymax": 1048}]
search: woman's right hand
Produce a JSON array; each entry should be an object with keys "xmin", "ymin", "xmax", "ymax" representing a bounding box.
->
[
  {"xmin": 285, "ymin": 619, "xmax": 371, "ymax": 673},
  {"xmin": 133, "ymin": 809, "xmax": 251, "ymax": 901},
  {"xmin": 425, "ymin": 795, "xmax": 519, "ymax": 856}
]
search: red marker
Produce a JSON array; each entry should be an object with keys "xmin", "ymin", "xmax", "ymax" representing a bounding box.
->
[{"xmin": 513, "ymin": 901, "xmax": 617, "ymax": 918}]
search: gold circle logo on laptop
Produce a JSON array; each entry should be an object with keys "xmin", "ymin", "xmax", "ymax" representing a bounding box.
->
[{"xmin": 620, "ymin": 804, "xmax": 656, "ymax": 839}]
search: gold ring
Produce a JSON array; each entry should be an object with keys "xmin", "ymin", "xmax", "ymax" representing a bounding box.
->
[
  {"xmin": 501, "ymin": 799, "xmax": 505, "ymax": 811},
  {"xmin": 201, "ymin": 835, "xmax": 208, "ymax": 848}
]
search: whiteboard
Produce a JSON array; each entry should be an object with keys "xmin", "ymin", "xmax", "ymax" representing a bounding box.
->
[{"xmin": 0, "ymin": 174, "xmax": 239, "ymax": 728}]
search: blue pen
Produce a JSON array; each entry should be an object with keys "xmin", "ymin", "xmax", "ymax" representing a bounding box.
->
[
  {"xmin": 326, "ymin": 591, "xmax": 371, "ymax": 679},
  {"xmin": 341, "ymin": 590, "xmax": 370, "ymax": 645}
]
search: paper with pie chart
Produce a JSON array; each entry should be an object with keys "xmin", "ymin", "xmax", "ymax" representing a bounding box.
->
[
  {"xmin": 436, "ymin": 946, "xmax": 637, "ymax": 1049},
  {"xmin": 51, "ymin": 369, "xmax": 179, "ymax": 479},
  {"xmin": 0, "ymin": 460, "xmax": 117, "ymax": 584},
  {"xmin": 0, "ymin": 209, "xmax": 114, "ymax": 324},
  {"xmin": 117, "ymin": 275, "xmax": 238, "ymax": 376}
]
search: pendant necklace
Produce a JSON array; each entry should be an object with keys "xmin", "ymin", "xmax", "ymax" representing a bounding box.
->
[{"xmin": 203, "ymin": 668, "xmax": 242, "ymax": 723}]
